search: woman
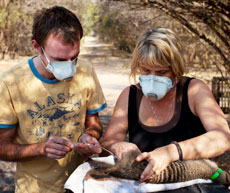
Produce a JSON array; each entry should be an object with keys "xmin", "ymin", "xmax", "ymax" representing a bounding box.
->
[{"xmin": 101, "ymin": 28, "xmax": 230, "ymax": 186}]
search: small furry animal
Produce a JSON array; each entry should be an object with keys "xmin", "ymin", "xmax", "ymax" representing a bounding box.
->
[{"xmin": 87, "ymin": 150, "xmax": 230, "ymax": 184}]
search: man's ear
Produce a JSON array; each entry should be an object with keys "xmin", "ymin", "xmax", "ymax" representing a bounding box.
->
[{"xmin": 31, "ymin": 40, "xmax": 41, "ymax": 53}]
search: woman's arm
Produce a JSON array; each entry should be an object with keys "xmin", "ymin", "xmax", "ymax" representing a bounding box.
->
[
  {"xmin": 137, "ymin": 79, "xmax": 230, "ymax": 182},
  {"xmin": 101, "ymin": 87, "xmax": 129, "ymax": 147},
  {"xmin": 179, "ymin": 79, "xmax": 230, "ymax": 159},
  {"xmin": 101, "ymin": 87, "xmax": 139, "ymax": 158}
]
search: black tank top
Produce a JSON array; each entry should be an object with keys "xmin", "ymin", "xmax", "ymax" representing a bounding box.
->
[{"xmin": 128, "ymin": 77, "xmax": 206, "ymax": 152}]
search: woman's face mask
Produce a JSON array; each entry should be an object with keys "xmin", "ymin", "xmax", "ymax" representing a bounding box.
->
[
  {"xmin": 41, "ymin": 47, "xmax": 78, "ymax": 81},
  {"xmin": 139, "ymin": 75, "xmax": 173, "ymax": 101}
]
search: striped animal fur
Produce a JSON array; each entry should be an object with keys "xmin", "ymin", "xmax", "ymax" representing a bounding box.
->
[{"xmin": 87, "ymin": 150, "xmax": 230, "ymax": 184}]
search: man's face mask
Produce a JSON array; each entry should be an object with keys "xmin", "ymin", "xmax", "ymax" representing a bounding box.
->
[
  {"xmin": 40, "ymin": 47, "xmax": 78, "ymax": 81},
  {"xmin": 139, "ymin": 75, "xmax": 173, "ymax": 101}
]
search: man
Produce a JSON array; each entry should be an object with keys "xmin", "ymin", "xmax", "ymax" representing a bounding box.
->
[{"xmin": 0, "ymin": 6, "xmax": 107, "ymax": 193}]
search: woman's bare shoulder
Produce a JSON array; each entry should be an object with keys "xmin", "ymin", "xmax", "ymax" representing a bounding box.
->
[
  {"xmin": 188, "ymin": 78, "xmax": 211, "ymax": 95},
  {"xmin": 116, "ymin": 86, "xmax": 131, "ymax": 102}
]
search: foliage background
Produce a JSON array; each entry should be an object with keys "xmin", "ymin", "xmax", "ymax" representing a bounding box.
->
[
  {"xmin": 94, "ymin": 0, "xmax": 230, "ymax": 78},
  {"xmin": 0, "ymin": 0, "xmax": 229, "ymax": 79},
  {"xmin": 0, "ymin": 0, "xmax": 96, "ymax": 58}
]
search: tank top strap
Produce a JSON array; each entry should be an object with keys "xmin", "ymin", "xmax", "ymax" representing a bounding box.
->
[
  {"xmin": 182, "ymin": 77, "xmax": 194, "ymax": 110},
  {"xmin": 128, "ymin": 85, "xmax": 138, "ymax": 123}
]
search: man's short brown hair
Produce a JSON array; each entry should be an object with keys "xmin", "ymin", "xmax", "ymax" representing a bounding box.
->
[{"xmin": 32, "ymin": 6, "xmax": 83, "ymax": 46}]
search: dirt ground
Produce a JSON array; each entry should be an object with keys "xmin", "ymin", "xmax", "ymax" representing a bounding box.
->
[{"xmin": 0, "ymin": 36, "xmax": 229, "ymax": 192}]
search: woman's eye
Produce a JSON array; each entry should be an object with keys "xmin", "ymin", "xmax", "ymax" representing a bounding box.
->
[
  {"xmin": 157, "ymin": 70, "xmax": 167, "ymax": 75},
  {"xmin": 142, "ymin": 68, "xmax": 150, "ymax": 73}
]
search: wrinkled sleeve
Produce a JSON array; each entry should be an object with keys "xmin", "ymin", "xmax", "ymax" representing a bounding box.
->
[
  {"xmin": 0, "ymin": 79, "xmax": 18, "ymax": 128},
  {"xmin": 86, "ymin": 67, "xmax": 107, "ymax": 114}
]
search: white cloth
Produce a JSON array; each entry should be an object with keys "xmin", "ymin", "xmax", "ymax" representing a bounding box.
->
[{"xmin": 64, "ymin": 156, "xmax": 212, "ymax": 193}]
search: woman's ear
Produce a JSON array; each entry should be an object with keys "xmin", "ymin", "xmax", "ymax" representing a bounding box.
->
[{"xmin": 31, "ymin": 40, "xmax": 41, "ymax": 53}]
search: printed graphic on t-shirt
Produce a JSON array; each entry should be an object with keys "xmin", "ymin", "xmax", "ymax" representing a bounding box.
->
[{"xmin": 26, "ymin": 92, "xmax": 82, "ymax": 142}]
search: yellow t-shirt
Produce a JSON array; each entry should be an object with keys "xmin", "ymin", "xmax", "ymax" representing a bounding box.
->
[{"xmin": 0, "ymin": 57, "xmax": 107, "ymax": 193}]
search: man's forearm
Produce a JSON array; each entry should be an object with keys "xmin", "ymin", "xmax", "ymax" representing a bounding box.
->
[
  {"xmin": 84, "ymin": 113, "xmax": 103, "ymax": 140},
  {"xmin": 0, "ymin": 142, "xmax": 45, "ymax": 161},
  {"xmin": 84, "ymin": 127, "xmax": 103, "ymax": 140}
]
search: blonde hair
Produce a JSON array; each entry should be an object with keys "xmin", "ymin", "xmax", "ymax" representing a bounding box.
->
[{"xmin": 130, "ymin": 28, "xmax": 186, "ymax": 82}]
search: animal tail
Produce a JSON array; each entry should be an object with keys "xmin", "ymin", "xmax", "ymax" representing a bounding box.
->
[
  {"xmin": 212, "ymin": 168, "xmax": 230, "ymax": 185},
  {"xmin": 149, "ymin": 159, "xmax": 218, "ymax": 183}
]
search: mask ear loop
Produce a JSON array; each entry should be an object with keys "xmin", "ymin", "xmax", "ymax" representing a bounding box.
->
[
  {"xmin": 73, "ymin": 57, "xmax": 78, "ymax": 65},
  {"xmin": 170, "ymin": 75, "xmax": 178, "ymax": 89},
  {"xmin": 39, "ymin": 49, "xmax": 54, "ymax": 73},
  {"xmin": 39, "ymin": 56, "xmax": 46, "ymax": 68},
  {"xmin": 171, "ymin": 80, "xmax": 176, "ymax": 88},
  {"xmin": 40, "ymin": 47, "xmax": 55, "ymax": 73},
  {"xmin": 41, "ymin": 47, "xmax": 51, "ymax": 64}
]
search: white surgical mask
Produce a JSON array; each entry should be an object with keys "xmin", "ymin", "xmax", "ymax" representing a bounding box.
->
[
  {"xmin": 40, "ymin": 47, "xmax": 78, "ymax": 81},
  {"xmin": 139, "ymin": 75, "xmax": 173, "ymax": 101}
]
